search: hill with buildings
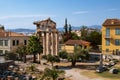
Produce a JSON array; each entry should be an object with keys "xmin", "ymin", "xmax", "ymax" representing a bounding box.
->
[{"xmin": 7, "ymin": 25, "xmax": 101, "ymax": 34}]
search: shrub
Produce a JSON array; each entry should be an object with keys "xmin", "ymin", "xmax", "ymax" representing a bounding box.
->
[
  {"xmin": 42, "ymin": 55, "xmax": 47, "ymax": 59},
  {"xmin": 5, "ymin": 51, "xmax": 18, "ymax": 60},
  {"xmin": 58, "ymin": 51, "xmax": 68, "ymax": 59}
]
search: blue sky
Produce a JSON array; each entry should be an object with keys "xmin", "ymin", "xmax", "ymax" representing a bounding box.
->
[{"xmin": 0, "ymin": 0, "xmax": 120, "ymax": 29}]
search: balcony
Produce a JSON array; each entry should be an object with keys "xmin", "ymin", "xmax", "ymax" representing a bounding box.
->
[{"xmin": 103, "ymin": 35, "xmax": 113, "ymax": 38}]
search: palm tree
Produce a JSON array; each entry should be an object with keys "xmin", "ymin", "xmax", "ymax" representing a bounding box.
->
[
  {"xmin": 58, "ymin": 50, "xmax": 68, "ymax": 59},
  {"xmin": 41, "ymin": 68, "xmax": 65, "ymax": 80},
  {"xmin": 68, "ymin": 45, "xmax": 89, "ymax": 67},
  {"xmin": 27, "ymin": 36, "xmax": 43, "ymax": 63},
  {"xmin": 67, "ymin": 45, "xmax": 81, "ymax": 67},
  {"xmin": 79, "ymin": 49, "xmax": 89, "ymax": 61}
]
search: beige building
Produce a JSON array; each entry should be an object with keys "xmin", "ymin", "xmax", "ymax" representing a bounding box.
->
[
  {"xmin": 71, "ymin": 30, "xmax": 81, "ymax": 37},
  {"xmin": 0, "ymin": 28, "xmax": 29, "ymax": 55},
  {"xmin": 61, "ymin": 40, "xmax": 90, "ymax": 53},
  {"xmin": 34, "ymin": 18, "xmax": 59, "ymax": 55}
]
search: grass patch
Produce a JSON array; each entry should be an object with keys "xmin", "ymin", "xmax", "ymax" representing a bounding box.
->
[
  {"xmin": 81, "ymin": 69, "xmax": 120, "ymax": 80},
  {"xmin": 96, "ymin": 68, "xmax": 120, "ymax": 80},
  {"xmin": 81, "ymin": 70, "xmax": 99, "ymax": 78}
]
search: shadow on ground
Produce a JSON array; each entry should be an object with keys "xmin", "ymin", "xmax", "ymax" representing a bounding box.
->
[{"xmin": 58, "ymin": 63, "xmax": 99, "ymax": 70}]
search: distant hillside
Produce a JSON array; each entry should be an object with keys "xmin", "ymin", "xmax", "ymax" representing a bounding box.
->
[
  {"xmin": 89, "ymin": 25, "xmax": 101, "ymax": 29},
  {"xmin": 7, "ymin": 25, "xmax": 101, "ymax": 33},
  {"xmin": 57, "ymin": 25, "xmax": 101, "ymax": 31},
  {"xmin": 57, "ymin": 26, "xmax": 81, "ymax": 31},
  {"xmin": 8, "ymin": 28, "xmax": 36, "ymax": 33}
]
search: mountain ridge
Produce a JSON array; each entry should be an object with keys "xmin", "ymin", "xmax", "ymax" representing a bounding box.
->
[{"xmin": 7, "ymin": 25, "xmax": 101, "ymax": 33}]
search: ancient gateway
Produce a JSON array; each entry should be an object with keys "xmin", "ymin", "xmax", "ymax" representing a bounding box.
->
[{"xmin": 34, "ymin": 18, "xmax": 59, "ymax": 55}]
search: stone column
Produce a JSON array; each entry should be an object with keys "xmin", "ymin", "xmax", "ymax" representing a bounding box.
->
[
  {"xmin": 37, "ymin": 53, "xmax": 40, "ymax": 62},
  {"xmin": 42, "ymin": 32, "xmax": 46, "ymax": 55},
  {"xmin": 46, "ymin": 31, "xmax": 50, "ymax": 55},
  {"xmin": 55, "ymin": 33, "xmax": 58, "ymax": 55},
  {"xmin": 51, "ymin": 32, "xmax": 54, "ymax": 55}
]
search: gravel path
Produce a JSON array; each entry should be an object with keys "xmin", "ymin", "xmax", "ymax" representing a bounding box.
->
[{"xmin": 64, "ymin": 68, "xmax": 102, "ymax": 80}]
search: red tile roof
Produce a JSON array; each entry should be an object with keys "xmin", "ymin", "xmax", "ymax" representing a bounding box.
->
[
  {"xmin": 0, "ymin": 29, "xmax": 27, "ymax": 37},
  {"xmin": 102, "ymin": 19, "xmax": 120, "ymax": 26},
  {"xmin": 64, "ymin": 40, "xmax": 90, "ymax": 46}
]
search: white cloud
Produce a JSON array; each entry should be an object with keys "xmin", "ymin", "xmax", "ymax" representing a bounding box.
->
[
  {"xmin": 73, "ymin": 11, "xmax": 88, "ymax": 14},
  {"xmin": 0, "ymin": 14, "xmax": 56, "ymax": 20}
]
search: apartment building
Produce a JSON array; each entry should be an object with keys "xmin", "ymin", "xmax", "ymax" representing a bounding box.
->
[
  {"xmin": 0, "ymin": 28, "xmax": 29, "ymax": 55},
  {"xmin": 102, "ymin": 19, "xmax": 120, "ymax": 55}
]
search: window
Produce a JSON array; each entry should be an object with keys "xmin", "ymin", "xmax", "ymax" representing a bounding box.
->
[
  {"xmin": 16, "ymin": 40, "xmax": 19, "ymax": 45},
  {"xmin": 0, "ymin": 40, "xmax": 3, "ymax": 46},
  {"xmin": 106, "ymin": 28, "xmax": 110, "ymax": 37},
  {"xmin": 13, "ymin": 40, "xmax": 15, "ymax": 46},
  {"xmin": 5, "ymin": 50, "xmax": 8, "ymax": 54},
  {"xmin": 0, "ymin": 50, "xmax": 3, "ymax": 55},
  {"xmin": 115, "ymin": 39, "xmax": 120, "ymax": 46},
  {"xmin": 24, "ymin": 40, "xmax": 27, "ymax": 45},
  {"xmin": 106, "ymin": 39, "xmax": 110, "ymax": 46},
  {"xmin": 115, "ymin": 28, "xmax": 120, "ymax": 35},
  {"xmin": 5, "ymin": 40, "xmax": 8, "ymax": 46},
  {"xmin": 106, "ymin": 48, "xmax": 109, "ymax": 52}
]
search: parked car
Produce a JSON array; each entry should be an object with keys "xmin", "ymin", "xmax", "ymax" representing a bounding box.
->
[
  {"xmin": 109, "ymin": 68, "xmax": 119, "ymax": 74},
  {"xmin": 96, "ymin": 66, "xmax": 108, "ymax": 73}
]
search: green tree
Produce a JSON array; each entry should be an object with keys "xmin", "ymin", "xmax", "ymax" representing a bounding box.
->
[
  {"xmin": 87, "ymin": 31, "xmax": 102, "ymax": 48},
  {"xmin": 80, "ymin": 26, "xmax": 88, "ymax": 40},
  {"xmin": 70, "ymin": 32, "xmax": 80, "ymax": 40},
  {"xmin": 68, "ymin": 45, "xmax": 81, "ymax": 67},
  {"xmin": 27, "ymin": 36, "xmax": 43, "ymax": 63},
  {"xmin": 63, "ymin": 19, "xmax": 74, "ymax": 42},
  {"xmin": 69, "ymin": 24, "xmax": 72, "ymax": 35},
  {"xmin": 41, "ymin": 68, "xmax": 65, "ymax": 80},
  {"xmin": 0, "ymin": 24, "xmax": 4, "ymax": 30},
  {"xmin": 68, "ymin": 45, "xmax": 89, "ymax": 66},
  {"xmin": 16, "ymin": 45, "xmax": 27, "ymax": 63},
  {"xmin": 58, "ymin": 50, "xmax": 68, "ymax": 59},
  {"xmin": 47, "ymin": 54, "xmax": 60, "ymax": 67},
  {"xmin": 64, "ymin": 18, "xmax": 68, "ymax": 34},
  {"xmin": 28, "ymin": 64, "xmax": 36, "ymax": 71},
  {"xmin": 79, "ymin": 49, "xmax": 89, "ymax": 61},
  {"xmin": 63, "ymin": 18, "xmax": 69, "ymax": 42}
]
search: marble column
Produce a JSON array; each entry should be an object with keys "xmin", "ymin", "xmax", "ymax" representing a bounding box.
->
[
  {"xmin": 53, "ymin": 33, "xmax": 56, "ymax": 55},
  {"xmin": 46, "ymin": 31, "xmax": 50, "ymax": 55},
  {"xmin": 55, "ymin": 33, "xmax": 58, "ymax": 55},
  {"xmin": 51, "ymin": 32, "xmax": 54, "ymax": 55},
  {"xmin": 42, "ymin": 32, "xmax": 46, "ymax": 55}
]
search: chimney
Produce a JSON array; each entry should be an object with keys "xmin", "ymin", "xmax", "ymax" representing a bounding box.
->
[{"xmin": 111, "ymin": 20, "xmax": 114, "ymax": 24}]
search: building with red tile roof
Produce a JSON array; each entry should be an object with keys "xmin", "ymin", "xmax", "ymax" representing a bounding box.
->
[
  {"xmin": 61, "ymin": 40, "xmax": 90, "ymax": 53},
  {"xmin": 0, "ymin": 28, "xmax": 29, "ymax": 55},
  {"xmin": 102, "ymin": 18, "xmax": 120, "ymax": 54}
]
